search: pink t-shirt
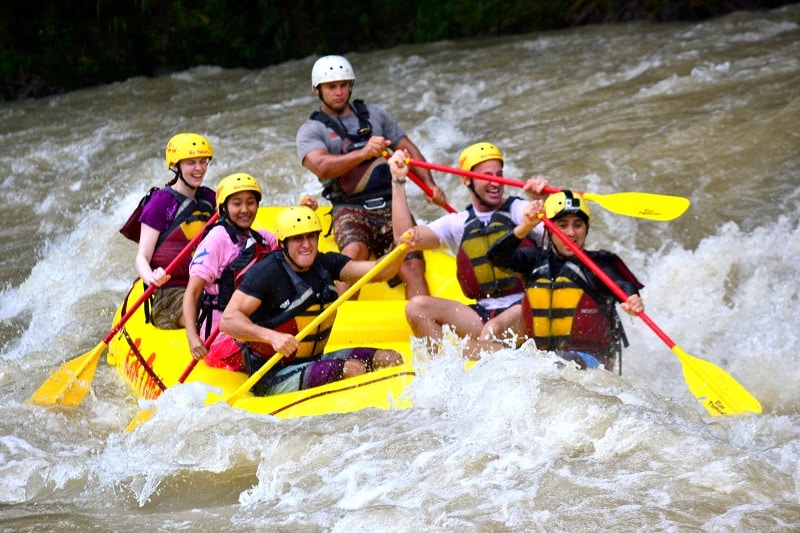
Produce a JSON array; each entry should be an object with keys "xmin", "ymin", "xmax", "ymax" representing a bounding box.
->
[
  {"xmin": 189, "ymin": 225, "xmax": 278, "ymax": 294},
  {"xmin": 189, "ymin": 224, "xmax": 278, "ymax": 345}
]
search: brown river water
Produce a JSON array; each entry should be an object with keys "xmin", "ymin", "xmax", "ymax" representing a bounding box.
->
[{"xmin": 1, "ymin": 5, "xmax": 799, "ymax": 531}]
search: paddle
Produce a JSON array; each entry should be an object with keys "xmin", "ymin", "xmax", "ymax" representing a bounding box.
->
[
  {"xmin": 28, "ymin": 211, "xmax": 221, "ymax": 407},
  {"xmin": 406, "ymin": 169, "xmax": 456, "ymax": 213},
  {"xmin": 211, "ymin": 241, "xmax": 411, "ymax": 407},
  {"xmin": 405, "ymin": 158, "xmax": 690, "ymax": 221},
  {"xmin": 540, "ymin": 215, "xmax": 762, "ymax": 416},
  {"xmin": 125, "ymin": 326, "xmax": 221, "ymax": 432},
  {"xmin": 382, "ymin": 150, "xmax": 456, "ymax": 213}
]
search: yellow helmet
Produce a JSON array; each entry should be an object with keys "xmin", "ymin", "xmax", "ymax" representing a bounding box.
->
[
  {"xmin": 457, "ymin": 142, "xmax": 503, "ymax": 172},
  {"xmin": 545, "ymin": 190, "xmax": 591, "ymax": 227},
  {"xmin": 165, "ymin": 133, "xmax": 213, "ymax": 169},
  {"xmin": 275, "ymin": 206, "xmax": 322, "ymax": 241},
  {"xmin": 215, "ymin": 173, "xmax": 262, "ymax": 211}
]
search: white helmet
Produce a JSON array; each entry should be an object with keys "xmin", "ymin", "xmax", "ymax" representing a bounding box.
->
[{"xmin": 311, "ymin": 55, "xmax": 355, "ymax": 88}]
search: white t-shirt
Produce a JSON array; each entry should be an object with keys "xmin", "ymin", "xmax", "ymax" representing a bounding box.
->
[{"xmin": 427, "ymin": 197, "xmax": 544, "ymax": 310}]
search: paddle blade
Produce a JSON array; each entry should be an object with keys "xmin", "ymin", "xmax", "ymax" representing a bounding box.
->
[
  {"xmin": 125, "ymin": 405, "xmax": 155, "ymax": 432},
  {"xmin": 583, "ymin": 191, "xmax": 690, "ymax": 221},
  {"xmin": 27, "ymin": 342, "xmax": 105, "ymax": 406},
  {"xmin": 672, "ymin": 345, "xmax": 762, "ymax": 416}
]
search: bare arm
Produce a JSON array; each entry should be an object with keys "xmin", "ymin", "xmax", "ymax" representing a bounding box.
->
[
  {"xmin": 221, "ymin": 290, "xmax": 300, "ymax": 356},
  {"xmin": 135, "ymin": 224, "xmax": 169, "ymax": 286},
  {"xmin": 302, "ymin": 136, "xmax": 391, "ymax": 179},
  {"xmin": 389, "ymin": 150, "xmax": 415, "ymax": 243},
  {"xmin": 388, "ymin": 150, "xmax": 442, "ymax": 250},
  {"xmin": 183, "ymin": 276, "xmax": 208, "ymax": 359}
]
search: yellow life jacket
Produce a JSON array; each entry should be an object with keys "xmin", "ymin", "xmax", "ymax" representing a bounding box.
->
[
  {"xmin": 456, "ymin": 197, "xmax": 532, "ymax": 300},
  {"xmin": 522, "ymin": 261, "xmax": 620, "ymax": 359}
]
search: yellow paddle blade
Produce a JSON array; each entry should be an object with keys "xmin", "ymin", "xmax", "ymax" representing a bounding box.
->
[
  {"xmin": 583, "ymin": 192, "xmax": 689, "ymax": 221},
  {"xmin": 582, "ymin": 191, "xmax": 690, "ymax": 221},
  {"xmin": 672, "ymin": 345, "xmax": 762, "ymax": 416},
  {"xmin": 125, "ymin": 405, "xmax": 155, "ymax": 432},
  {"xmin": 27, "ymin": 342, "xmax": 105, "ymax": 406}
]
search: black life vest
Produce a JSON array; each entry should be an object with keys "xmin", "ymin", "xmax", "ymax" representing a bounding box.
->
[
  {"xmin": 246, "ymin": 253, "xmax": 339, "ymax": 365},
  {"xmin": 456, "ymin": 197, "xmax": 534, "ymax": 300},
  {"xmin": 310, "ymin": 99, "xmax": 392, "ymax": 206},
  {"xmin": 196, "ymin": 221, "xmax": 273, "ymax": 336}
]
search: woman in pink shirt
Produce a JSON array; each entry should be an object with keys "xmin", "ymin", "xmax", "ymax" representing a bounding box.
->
[
  {"xmin": 184, "ymin": 173, "xmax": 276, "ymax": 370},
  {"xmin": 183, "ymin": 173, "xmax": 317, "ymax": 371}
]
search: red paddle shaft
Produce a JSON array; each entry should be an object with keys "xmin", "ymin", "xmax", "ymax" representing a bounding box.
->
[
  {"xmin": 104, "ymin": 212, "xmax": 220, "ymax": 345},
  {"xmin": 540, "ymin": 216, "xmax": 676, "ymax": 350},
  {"xmin": 407, "ymin": 158, "xmax": 564, "ymax": 196},
  {"xmin": 177, "ymin": 325, "xmax": 221, "ymax": 383}
]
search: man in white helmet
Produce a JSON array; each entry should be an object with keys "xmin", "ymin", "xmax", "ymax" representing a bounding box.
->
[{"xmin": 296, "ymin": 55, "xmax": 447, "ymax": 299}]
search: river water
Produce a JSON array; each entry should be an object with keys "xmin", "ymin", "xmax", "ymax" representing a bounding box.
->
[{"xmin": 1, "ymin": 5, "xmax": 799, "ymax": 531}]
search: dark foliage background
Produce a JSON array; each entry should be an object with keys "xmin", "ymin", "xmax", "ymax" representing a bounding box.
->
[{"xmin": 0, "ymin": 0, "xmax": 795, "ymax": 100}]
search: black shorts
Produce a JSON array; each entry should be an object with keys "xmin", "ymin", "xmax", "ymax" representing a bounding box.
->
[{"xmin": 469, "ymin": 302, "xmax": 516, "ymax": 324}]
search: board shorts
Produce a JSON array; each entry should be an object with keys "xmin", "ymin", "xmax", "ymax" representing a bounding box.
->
[
  {"xmin": 150, "ymin": 286, "xmax": 186, "ymax": 329},
  {"xmin": 332, "ymin": 205, "xmax": 423, "ymax": 262},
  {"xmin": 246, "ymin": 347, "xmax": 380, "ymax": 396}
]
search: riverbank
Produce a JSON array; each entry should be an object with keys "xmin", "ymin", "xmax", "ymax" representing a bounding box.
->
[{"xmin": 1, "ymin": 0, "xmax": 796, "ymax": 101}]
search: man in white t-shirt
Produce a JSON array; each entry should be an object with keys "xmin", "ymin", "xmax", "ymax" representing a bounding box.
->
[{"xmin": 388, "ymin": 143, "xmax": 549, "ymax": 356}]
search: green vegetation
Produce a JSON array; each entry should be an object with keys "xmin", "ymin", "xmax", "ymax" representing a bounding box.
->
[{"xmin": 0, "ymin": 0, "xmax": 794, "ymax": 100}]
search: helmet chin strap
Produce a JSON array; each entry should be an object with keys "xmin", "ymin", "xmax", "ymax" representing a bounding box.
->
[
  {"xmin": 467, "ymin": 180, "xmax": 494, "ymax": 209},
  {"xmin": 221, "ymin": 209, "xmax": 248, "ymax": 234},
  {"xmin": 177, "ymin": 169, "xmax": 198, "ymax": 190},
  {"xmin": 281, "ymin": 243, "xmax": 306, "ymax": 272},
  {"xmin": 170, "ymin": 167, "xmax": 198, "ymax": 190}
]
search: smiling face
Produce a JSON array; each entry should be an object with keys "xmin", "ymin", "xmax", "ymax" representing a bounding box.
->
[
  {"xmin": 282, "ymin": 231, "xmax": 320, "ymax": 272},
  {"xmin": 176, "ymin": 157, "xmax": 209, "ymax": 186},
  {"xmin": 549, "ymin": 214, "xmax": 588, "ymax": 258},
  {"xmin": 224, "ymin": 190, "xmax": 259, "ymax": 229},
  {"xmin": 315, "ymin": 80, "xmax": 353, "ymax": 114},
  {"xmin": 465, "ymin": 158, "xmax": 505, "ymax": 211}
]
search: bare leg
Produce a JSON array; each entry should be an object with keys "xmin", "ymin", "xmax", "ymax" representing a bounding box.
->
[
  {"xmin": 462, "ymin": 338, "xmax": 505, "ymax": 361},
  {"xmin": 398, "ymin": 256, "xmax": 429, "ymax": 299},
  {"xmin": 372, "ymin": 349, "xmax": 403, "ymax": 368},
  {"xmin": 463, "ymin": 305, "xmax": 524, "ymax": 361},
  {"xmin": 479, "ymin": 304, "xmax": 522, "ymax": 344},
  {"xmin": 405, "ymin": 296, "xmax": 484, "ymax": 341},
  {"xmin": 342, "ymin": 358, "xmax": 367, "ymax": 379}
]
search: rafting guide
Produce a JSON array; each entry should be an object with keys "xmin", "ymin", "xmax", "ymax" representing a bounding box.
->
[{"xmin": 296, "ymin": 54, "xmax": 446, "ymax": 298}]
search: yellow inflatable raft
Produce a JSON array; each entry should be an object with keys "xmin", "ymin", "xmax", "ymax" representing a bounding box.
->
[{"xmin": 106, "ymin": 207, "xmax": 469, "ymax": 418}]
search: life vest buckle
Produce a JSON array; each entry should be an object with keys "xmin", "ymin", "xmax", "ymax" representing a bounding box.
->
[{"xmin": 362, "ymin": 197, "xmax": 387, "ymax": 210}]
